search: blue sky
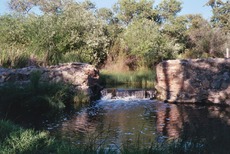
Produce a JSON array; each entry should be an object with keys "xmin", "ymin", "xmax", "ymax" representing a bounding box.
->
[{"xmin": 0, "ymin": 0, "xmax": 213, "ymax": 19}]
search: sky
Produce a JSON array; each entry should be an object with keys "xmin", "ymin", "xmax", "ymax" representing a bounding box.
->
[{"xmin": 0, "ymin": 0, "xmax": 213, "ymax": 20}]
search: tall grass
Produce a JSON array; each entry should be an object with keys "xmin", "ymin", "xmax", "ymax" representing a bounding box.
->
[
  {"xmin": 100, "ymin": 69, "xmax": 156, "ymax": 88},
  {"xmin": 0, "ymin": 49, "xmax": 30, "ymax": 68},
  {"xmin": 0, "ymin": 120, "xmax": 83, "ymax": 154}
]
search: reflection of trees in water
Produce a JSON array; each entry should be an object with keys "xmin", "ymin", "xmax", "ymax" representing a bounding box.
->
[
  {"xmin": 180, "ymin": 105, "xmax": 230, "ymax": 153},
  {"xmin": 155, "ymin": 103, "xmax": 230, "ymax": 152},
  {"xmin": 208, "ymin": 106, "xmax": 230, "ymax": 125},
  {"xmin": 57, "ymin": 102, "xmax": 159, "ymax": 147},
  {"xmin": 155, "ymin": 103, "xmax": 185, "ymax": 139},
  {"xmin": 58, "ymin": 108, "xmax": 105, "ymax": 144},
  {"xmin": 55, "ymin": 98, "xmax": 230, "ymax": 152}
]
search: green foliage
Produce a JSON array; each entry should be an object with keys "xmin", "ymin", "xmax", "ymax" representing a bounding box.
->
[
  {"xmin": 0, "ymin": 1, "xmax": 110, "ymax": 68},
  {"xmin": 73, "ymin": 92, "xmax": 90, "ymax": 109},
  {"xmin": 109, "ymin": 0, "xmax": 186, "ymax": 69},
  {"xmin": 114, "ymin": 0, "xmax": 156, "ymax": 25},
  {"xmin": 0, "ymin": 81, "xmax": 75, "ymax": 121},
  {"xmin": 26, "ymin": 4, "xmax": 109, "ymax": 66},
  {"xmin": 1, "ymin": 129, "xmax": 51, "ymax": 154},
  {"xmin": 123, "ymin": 18, "xmax": 182, "ymax": 67},
  {"xmin": 206, "ymin": 0, "xmax": 230, "ymax": 33},
  {"xmin": 0, "ymin": 120, "xmax": 82, "ymax": 154},
  {"xmin": 30, "ymin": 70, "xmax": 42, "ymax": 89},
  {"xmin": 1, "ymin": 0, "xmax": 229, "ymax": 70},
  {"xmin": 97, "ymin": 8, "xmax": 114, "ymax": 23},
  {"xmin": 182, "ymin": 14, "xmax": 227, "ymax": 58},
  {"xmin": 157, "ymin": 0, "xmax": 182, "ymax": 21},
  {"xmin": 0, "ymin": 50, "xmax": 29, "ymax": 68}
]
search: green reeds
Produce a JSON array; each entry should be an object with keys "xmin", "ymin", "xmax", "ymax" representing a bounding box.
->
[
  {"xmin": 100, "ymin": 69, "xmax": 156, "ymax": 88},
  {"xmin": 0, "ymin": 49, "xmax": 30, "ymax": 68}
]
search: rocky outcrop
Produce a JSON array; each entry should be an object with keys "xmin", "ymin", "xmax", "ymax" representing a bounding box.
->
[
  {"xmin": 156, "ymin": 58, "xmax": 230, "ymax": 105},
  {"xmin": 0, "ymin": 62, "xmax": 101, "ymax": 100}
]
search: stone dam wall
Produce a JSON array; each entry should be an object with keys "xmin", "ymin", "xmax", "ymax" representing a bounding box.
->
[
  {"xmin": 0, "ymin": 62, "xmax": 101, "ymax": 99},
  {"xmin": 156, "ymin": 58, "xmax": 230, "ymax": 105}
]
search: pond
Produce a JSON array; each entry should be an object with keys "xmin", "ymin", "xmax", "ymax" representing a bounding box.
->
[{"xmin": 45, "ymin": 88, "xmax": 230, "ymax": 152}]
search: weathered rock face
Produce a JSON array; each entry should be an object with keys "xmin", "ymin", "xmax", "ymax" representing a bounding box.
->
[
  {"xmin": 0, "ymin": 62, "xmax": 101, "ymax": 100},
  {"xmin": 156, "ymin": 58, "xmax": 230, "ymax": 105}
]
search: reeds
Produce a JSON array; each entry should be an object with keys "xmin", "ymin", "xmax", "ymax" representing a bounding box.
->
[{"xmin": 100, "ymin": 69, "xmax": 156, "ymax": 88}]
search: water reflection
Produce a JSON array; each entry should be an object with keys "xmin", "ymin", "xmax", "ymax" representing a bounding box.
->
[
  {"xmin": 50, "ymin": 97, "xmax": 230, "ymax": 151},
  {"xmin": 155, "ymin": 103, "xmax": 185, "ymax": 139}
]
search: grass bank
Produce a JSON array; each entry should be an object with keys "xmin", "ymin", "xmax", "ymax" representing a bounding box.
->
[
  {"xmin": 99, "ymin": 69, "xmax": 156, "ymax": 88},
  {"xmin": 0, "ymin": 120, "xmax": 84, "ymax": 154}
]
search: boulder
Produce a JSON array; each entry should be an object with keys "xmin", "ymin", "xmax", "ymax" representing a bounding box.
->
[
  {"xmin": 0, "ymin": 62, "xmax": 102, "ymax": 100},
  {"xmin": 156, "ymin": 58, "xmax": 230, "ymax": 105}
]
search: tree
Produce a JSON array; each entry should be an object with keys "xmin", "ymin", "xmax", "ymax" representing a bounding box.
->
[
  {"xmin": 96, "ymin": 8, "xmax": 114, "ymax": 24},
  {"xmin": 108, "ymin": 0, "xmax": 185, "ymax": 69},
  {"xmin": 206, "ymin": 0, "xmax": 230, "ymax": 33},
  {"xmin": 157, "ymin": 0, "xmax": 182, "ymax": 21},
  {"xmin": 113, "ymin": 0, "xmax": 156, "ymax": 25},
  {"xmin": 28, "ymin": 1, "xmax": 110, "ymax": 66},
  {"xmin": 9, "ymin": 0, "xmax": 79, "ymax": 14},
  {"xmin": 184, "ymin": 14, "xmax": 227, "ymax": 58},
  {"xmin": 1, "ymin": 1, "xmax": 110, "ymax": 67},
  {"xmin": 9, "ymin": 0, "xmax": 38, "ymax": 13},
  {"xmin": 123, "ymin": 18, "xmax": 180, "ymax": 68}
]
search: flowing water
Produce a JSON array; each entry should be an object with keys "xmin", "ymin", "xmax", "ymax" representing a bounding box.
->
[{"xmin": 46, "ymin": 88, "xmax": 230, "ymax": 151}]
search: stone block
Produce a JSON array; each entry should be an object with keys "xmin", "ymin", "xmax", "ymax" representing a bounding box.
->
[{"xmin": 156, "ymin": 58, "xmax": 230, "ymax": 105}]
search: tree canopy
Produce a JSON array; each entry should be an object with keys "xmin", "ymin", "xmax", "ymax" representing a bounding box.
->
[{"xmin": 0, "ymin": 0, "xmax": 229, "ymax": 69}]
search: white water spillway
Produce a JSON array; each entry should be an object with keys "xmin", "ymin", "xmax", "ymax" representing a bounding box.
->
[{"xmin": 100, "ymin": 88, "xmax": 156, "ymax": 100}]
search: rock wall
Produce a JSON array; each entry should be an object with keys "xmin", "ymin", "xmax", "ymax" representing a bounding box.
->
[
  {"xmin": 0, "ymin": 62, "xmax": 101, "ymax": 100},
  {"xmin": 156, "ymin": 58, "xmax": 230, "ymax": 105}
]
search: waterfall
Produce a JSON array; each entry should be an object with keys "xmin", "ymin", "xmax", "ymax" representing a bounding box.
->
[{"xmin": 101, "ymin": 88, "xmax": 155, "ymax": 100}]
